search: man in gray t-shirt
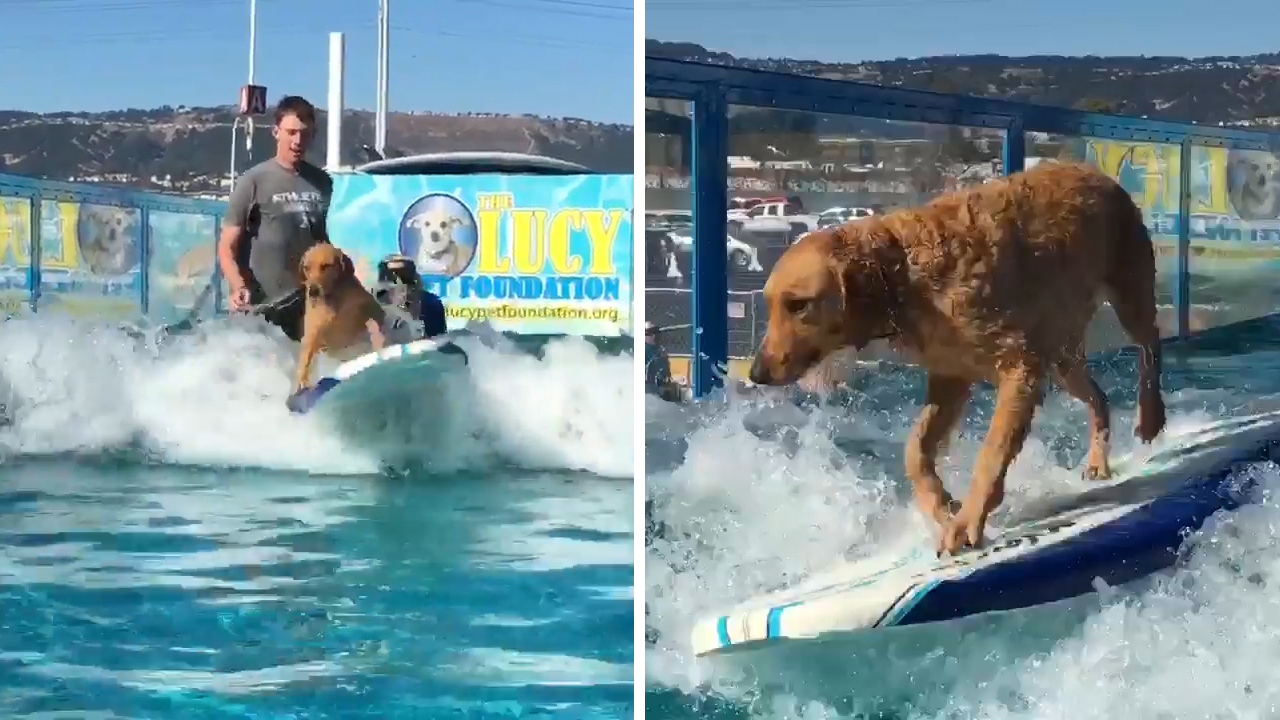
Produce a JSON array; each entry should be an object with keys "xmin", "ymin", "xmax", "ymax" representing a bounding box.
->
[{"xmin": 217, "ymin": 95, "xmax": 334, "ymax": 341}]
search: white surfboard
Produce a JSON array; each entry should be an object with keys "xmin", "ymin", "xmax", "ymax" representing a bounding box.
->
[
  {"xmin": 286, "ymin": 337, "xmax": 470, "ymax": 415},
  {"xmin": 691, "ymin": 409, "xmax": 1280, "ymax": 657}
]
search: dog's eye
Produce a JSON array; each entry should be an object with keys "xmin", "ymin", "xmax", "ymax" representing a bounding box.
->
[{"xmin": 784, "ymin": 297, "xmax": 812, "ymax": 314}]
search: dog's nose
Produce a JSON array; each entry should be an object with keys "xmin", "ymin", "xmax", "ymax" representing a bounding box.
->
[
  {"xmin": 748, "ymin": 353, "xmax": 771, "ymax": 385},
  {"xmin": 307, "ymin": 285, "xmax": 321, "ymax": 298}
]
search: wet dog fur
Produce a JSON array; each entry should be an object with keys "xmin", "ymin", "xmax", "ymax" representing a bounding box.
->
[
  {"xmin": 748, "ymin": 161, "xmax": 1167, "ymax": 555},
  {"xmin": 294, "ymin": 243, "xmax": 388, "ymax": 394}
]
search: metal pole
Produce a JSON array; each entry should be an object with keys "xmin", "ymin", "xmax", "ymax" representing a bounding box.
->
[
  {"xmin": 229, "ymin": 118, "xmax": 240, "ymax": 192},
  {"xmin": 327, "ymin": 32, "xmax": 346, "ymax": 170},
  {"xmin": 245, "ymin": 0, "xmax": 258, "ymax": 156},
  {"xmin": 248, "ymin": 0, "xmax": 257, "ymax": 84},
  {"xmin": 230, "ymin": 0, "xmax": 258, "ymax": 195},
  {"xmin": 376, "ymin": 0, "xmax": 389, "ymax": 154},
  {"xmin": 374, "ymin": 1, "xmax": 382, "ymax": 147}
]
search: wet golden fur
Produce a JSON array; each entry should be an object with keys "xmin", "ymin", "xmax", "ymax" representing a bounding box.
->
[
  {"xmin": 294, "ymin": 243, "xmax": 387, "ymax": 394},
  {"xmin": 749, "ymin": 161, "xmax": 1167, "ymax": 554}
]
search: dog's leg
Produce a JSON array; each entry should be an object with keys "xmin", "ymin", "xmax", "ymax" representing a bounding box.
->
[
  {"xmin": 905, "ymin": 374, "xmax": 972, "ymax": 529},
  {"xmin": 294, "ymin": 334, "xmax": 321, "ymax": 393},
  {"xmin": 1108, "ymin": 289, "xmax": 1166, "ymax": 444},
  {"xmin": 1105, "ymin": 218, "xmax": 1166, "ymax": 444},
  {"xmin": 941, "ymin": 366, "xmax": 1043, "ymax": 554},
  {"xmin": 1052, "ymin": 360, "xmax": 1112, "ymax": 480},
  {"xmin": 366, "ymin": 318, "xmax": 387, "ymax": 351}
]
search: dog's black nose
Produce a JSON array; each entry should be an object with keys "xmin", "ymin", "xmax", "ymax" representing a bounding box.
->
[
  {"xmin": 307, "ymin": 285, "xmax": 321, "ymax": 298},
  {"xmin": 748, "ymin": 354, "xmax": 771, "ymax": 385}
]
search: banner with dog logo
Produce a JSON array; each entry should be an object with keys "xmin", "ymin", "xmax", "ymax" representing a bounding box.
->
[
  {"xmin": 1085, "ymin": 140, "xmax": 1280, "ymax": 331},
  {"xmin": 148, "ymin": 210, "xmax": 218, "ymax": 325},
  {"xmin": 327, "ymin": 173, "xmax": 634, "ymax": 336},
  {"xmin": 0, "ymin": 195, "xmax": 34, "ymax": 316},
  {"xmin": 32, "ymin": 200, "xmax": 143, "ymax": 319}
]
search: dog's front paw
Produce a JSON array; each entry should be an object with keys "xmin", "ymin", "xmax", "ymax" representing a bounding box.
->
[
  {"xmin": 937, "ymin": 505, "xmax": 987, "ymax": 556},
  {"xmin": 916, "ymin": 488, "xmax": 960, "ymax": 529},
  {"xmin": 285, "ymin": 388, "xmax": 311, "ymax": 413},
  {"xmin": 1083, "ymin": 460, "xmax": 1112, "ymax": 481}
]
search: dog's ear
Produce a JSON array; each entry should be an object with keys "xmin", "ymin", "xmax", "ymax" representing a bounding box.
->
[
  {"xmin": 823, "ymin": 254, "xmax": 848, "ymax": 315},
  {"xmin": 340, "ymin": 253, "xmax": 355, "ymax": 278},
  {"xmin": 449, "ymin": 216, "xmax": 465, "ymax": 227}
]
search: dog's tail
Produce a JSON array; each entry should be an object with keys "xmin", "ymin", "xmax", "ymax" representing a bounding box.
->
[{"xmin": 1103, "ymin": 183, "xmax": 1167, "ymax": 444}]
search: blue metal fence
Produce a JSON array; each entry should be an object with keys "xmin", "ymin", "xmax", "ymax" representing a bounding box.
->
[
  {"xmin": 0, "ymin": 172, "xmax": 226, "ymax": 326},
  {"xmin": 646, "ymin": 57, "xmax": 1280, "ymax": 398}
]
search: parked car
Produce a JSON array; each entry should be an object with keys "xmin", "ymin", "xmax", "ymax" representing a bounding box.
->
[
  {"xmin": 816, "ymin": 206, "xmax": 876, "ymax": 229},
  {"xmin": 663, "ymin": 223, "xmax": 764, "ymax": 272},
  {"xmin": 646, "ymin": 209, "xmax": 693, "ymax": 226},
  {"xmin": 643, "ymin": 217, "xmax": 765, "ymax": 281},
  {"xmin": 728, "ymin": 199, "xmax": 819, "ymax": 240}
]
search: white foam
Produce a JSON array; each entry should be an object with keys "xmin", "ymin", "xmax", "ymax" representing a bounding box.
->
[
  {"xmin": 645, "ymin": 361, "xmax": 1280, "ymax": 717},
  {"xmin": 0, "ymin": 314, "xmax": 632, "ymax": 479}
]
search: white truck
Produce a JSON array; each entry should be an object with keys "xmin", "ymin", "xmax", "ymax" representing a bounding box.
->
[{"xmin": 727, "ymin": 200, "xmax": 820, "ymax": 241}]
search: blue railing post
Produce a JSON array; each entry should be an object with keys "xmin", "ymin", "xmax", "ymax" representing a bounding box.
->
[
  {"xmin": 1003, "ymin": 115, "xmax": 1026, "ymax": 175},
  {"xmin": 29, "ymin": 194, "xmax": 42, "ymax": 313},
  {"xmin": 690, "ymin": 84, "xmax": 729, "ymax": 398},
  {"xmin": 1177, "ymin": 137, "xmax": 1193, "ymax": 339},
  {"xmin": 139, "ymin": 205, "xmax": 151, "ymax": 316},
  {"xmin": 212, "ymin": 213, "xmax": 225, "ymax": 314}
]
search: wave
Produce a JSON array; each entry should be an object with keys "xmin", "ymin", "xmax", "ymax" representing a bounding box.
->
[{"xmin": 0, "ymin": 314, "xmax": 633, "ymax": 479}]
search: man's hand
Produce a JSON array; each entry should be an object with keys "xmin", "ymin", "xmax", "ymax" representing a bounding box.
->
[{"xmin": 229, "ymin": 285, "xmax": 252, "ymax": 311}]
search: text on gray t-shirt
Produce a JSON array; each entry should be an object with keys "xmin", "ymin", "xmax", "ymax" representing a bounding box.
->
[{"xmin": 222, "ymin": 159, "xmax": 334, "ymax": 302}]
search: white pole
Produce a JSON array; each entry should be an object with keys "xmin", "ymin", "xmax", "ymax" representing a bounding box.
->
[
  {"xmin": 230, "ymin": 0, "xmax": 258, "ymax": 196},
  {"xmin": 374, "ymin": 1, "xmax": 383, "ymax": 151},
  {"xmin": 376, "ymin": 0, "xmax": 389, "ymax": 154},
  {"xmin": 327, "ymin": 32, "xmax": 346, "ymax": 170},
  {"xmin": 248, "ymin": 0, "xmax": 257, "ymax": 84},
  {"xmin": 229, "ymin": 118, "xmax": 240, "ymax": 196}
]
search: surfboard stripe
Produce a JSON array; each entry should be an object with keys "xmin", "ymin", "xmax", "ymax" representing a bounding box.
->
[
  {"xmin": 871, "ymin": 583, "xmax": 921, "ymax": 629},
  {"xmin": 881, "ymin": 578, "xmax": 942, "ymax": 628},
  {"xmin": 765, "ymin": 601, "xmax": 803, "ymax": 639}
]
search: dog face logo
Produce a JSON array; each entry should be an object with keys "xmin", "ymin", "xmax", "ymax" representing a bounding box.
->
[
  {"xmin": 76, "ymin": 204, "xmax": 141, "ymax": 276},
  {"xmin": 397, "ymin": 193, "xmax": 478, "ymax": 279},
  {"xmin": 1226, "ymin": 149, "xmax": 1280, "ymax": 221}
]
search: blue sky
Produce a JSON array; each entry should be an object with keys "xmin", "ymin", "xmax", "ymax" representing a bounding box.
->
[
  {"xmin": 1, "ymin": 0, "xmax": 633, "ymax": 123},
  {"xmin": 646, "ymin": 0, "xmax": 1279, "ymax": 63}
]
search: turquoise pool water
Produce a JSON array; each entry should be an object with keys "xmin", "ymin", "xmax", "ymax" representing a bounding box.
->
[
  {"xmin": 646, "ymin": 316, "xmax": 1280, "ymax": 720},
  {"xmin": 0, "ymin": 315, "xmax": 634, "ymax": 719}
]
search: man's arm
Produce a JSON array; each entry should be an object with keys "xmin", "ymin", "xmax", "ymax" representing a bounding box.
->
[{"xmin": 218, "ymin": 171, "xmax": 257, "ymax": 293}]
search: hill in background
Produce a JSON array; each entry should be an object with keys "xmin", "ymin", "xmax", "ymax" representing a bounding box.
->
[
  {"xmin": 647, "ymin": 39, "xmax": 1280, "ymax": 126},
  {"xmin": 0, "ymin": 105, "xmax": 634, "ymax": 195}
]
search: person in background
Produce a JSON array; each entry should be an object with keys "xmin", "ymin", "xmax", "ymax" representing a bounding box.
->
[
  {"xmin": 216, "ymin": 94, "xmax": 333, "ymax": 341},
  {"xmin": 374, "ymin": 254, "xmax": 447, "ymax": 339},
  {"xmin": 644, "ymin": 321, "xmax": 683, "ymax": 403}
]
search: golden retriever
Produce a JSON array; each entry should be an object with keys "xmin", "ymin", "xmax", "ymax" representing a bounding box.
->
[
  {"xmin": 748, "ymin": 162, "xmax": 1167, "ymax": 555},
  {"xmin": 293, "ymin": 243, "xmax": 388, "ymax": 395}
]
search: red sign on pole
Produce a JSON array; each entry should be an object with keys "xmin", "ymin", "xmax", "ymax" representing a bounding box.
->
[{"xmin": 239, "ymin": 85, "xmax": 268, "ymax": 116}]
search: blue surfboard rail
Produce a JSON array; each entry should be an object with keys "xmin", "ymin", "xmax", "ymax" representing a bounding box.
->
[
  {"xmin": 286, "ymin": 378, "xmax": 341, "ymax": 415},
  {"xmin": 690, "ymin": 412, "xmax": 1280, "ymax": 656},
  {"xmin": 893, "ymin": 432, "xmax": 1280, "ymax": 627}
]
